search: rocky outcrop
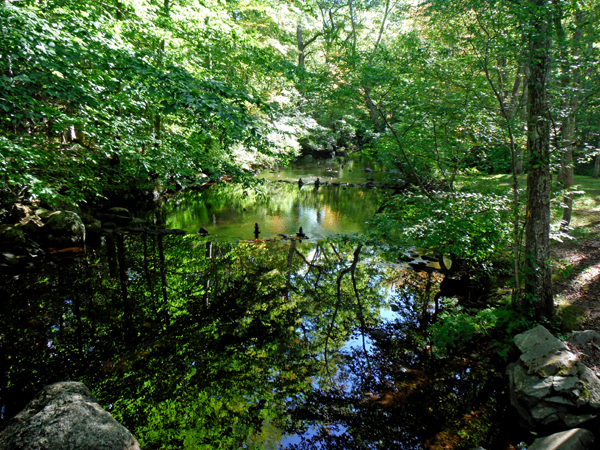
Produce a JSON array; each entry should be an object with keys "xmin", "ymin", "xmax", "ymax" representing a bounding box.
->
[
  {"xmin": 45, "ymin": 211, "xmax": 86, "ymax": 245},
  {"xmin": 0, "ymin": 204, "xmax": 187, "ymax": 267},
  {"xmin": 507, "ymin": 325, "xmax": 600, "ymax": 428},
  {"xmin": 0, "ymin": 381, "xmax": 140, "ymax": 450}
]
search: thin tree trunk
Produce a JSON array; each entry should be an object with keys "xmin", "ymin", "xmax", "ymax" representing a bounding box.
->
[
  {"xmin": 594, "ymin": 117, "xmax": 600, "ymax": 179},
  {"xmin": 557, "ymin": 11, "xmax": 583, "ymax": 229},
  {"xmin": 142, "ymin": 234, "xmax": 156, "ymax": 303},
  {"xmin": 203, "ymin": 241, "xmax": 212, "ymax": 307},
  {"xmin": 157, "ymin": 235, "xmax": 168, "ymax": 306},
  {"xmin": 106, "ymin": 235, "xmax": 118, "ymax": 278}
]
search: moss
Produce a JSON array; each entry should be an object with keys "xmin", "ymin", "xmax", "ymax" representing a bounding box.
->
[{"xmin": 557, "ymin": 304, "xmax": 586, "ymax": 332}]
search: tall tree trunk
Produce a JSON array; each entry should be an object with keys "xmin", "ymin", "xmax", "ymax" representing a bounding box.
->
[
  {"xmin": 524, "ymin": 0, "xmax": 553, "ymax": 319},
  {"xmin": 157, "ymin": 235, "xmax": 168, "ymax": 307},
  {"xmin": 557, "ymin": 11, "xmax": 584, "ymax": 229},
  {"xmin": 142, "ymin": 234, "xmax": 156, "ymax": 303}
]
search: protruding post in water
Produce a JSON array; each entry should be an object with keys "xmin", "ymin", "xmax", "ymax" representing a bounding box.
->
[
  {"xmin": 254, "ymin": 223, "xmax": 261, "ymax": 240},
  {"xmin": 296, "ymin": 227, "xmax": 308, "ymax": 240}
]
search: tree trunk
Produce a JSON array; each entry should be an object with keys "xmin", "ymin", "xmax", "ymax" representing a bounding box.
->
[
  {"xmin": 594, "ymin": 117, "xmax": 600, "ymax": 179},
  {"xmin": 524, "ymin": 0, "xmax": 553, "ymax": 319},
  {"xmin": 297, "ymin": 22, "xmax": 306, "ymax": 69},
  {"xmin": 364, "ymin": 86, "xmax": 384, "ymax": 133},
  {"xmin": 556, "ymin": 11, "xmax": 583, "ymax": 229}
]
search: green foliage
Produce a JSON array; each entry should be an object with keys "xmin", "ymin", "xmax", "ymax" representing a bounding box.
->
[
  {"xmin": 0, "ymin": 0, "xmax": 295, "ymax": 206},
  {"xmin": 371, "ymin": 191, "xmax": 512, "ymax": 266},
  {"xmin": 429, "ymin": 297, "xmax": 542, "ymax": 359},
  {"xmin": 430, "ymin": 306, "xmax": 500, "ymax": 355}
]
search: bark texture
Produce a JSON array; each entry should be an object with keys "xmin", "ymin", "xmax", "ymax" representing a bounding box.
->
[{"xmin": 524, "ymin": 0, "xmax": 553, "ymax": 319}]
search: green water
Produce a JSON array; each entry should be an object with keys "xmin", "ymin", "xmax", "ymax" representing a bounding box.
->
[{"xmin": 163, "ymin": 158, "xmax": 385, "ymax": 240}]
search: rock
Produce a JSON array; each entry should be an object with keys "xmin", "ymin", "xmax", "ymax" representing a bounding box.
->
[
  {"xmin": 107, "ymin": 207, "xmax": 132, "ymax": 218},
  {"xmin": 79, "ymin": 213, "xmax": 97, "ymax": 225},
  {"xmin": 576, "ymin": 361, "xmax": 600, "ymax": 408},
  {"xmin": 85, "ymin": 221, "xmax": 102, "ymax": 235},
  {"xmin": 507, "ymin": 326, "xmax": 600, "ymax": 428},
  {"xmin": 129, "ymin": 218, "xmax": 146, "ymax": 228},
  {"xmin": 96, "ymin": 213, "xmax": 131, "ymax": 226},
  {"xmin": 568, "ymin": 330, "xmax": 600, "ymax": 346},
  {"xmin": 0, "ymin": 224, "xmax": 26, "ymax": 246},
  {"xmin": 527, "ymin": 428, "xmax": 594, "ymax": 450},
  {"xmin": 45, "ymin": 211, "xmax": 85, "ymax": 245},
  {"xmin": 516, "ymin": 325, "xmax": 577, "ymax": 376},
  {"xmin": 0, "ymin": 381, "xmax": 140, "ymax": 450}
]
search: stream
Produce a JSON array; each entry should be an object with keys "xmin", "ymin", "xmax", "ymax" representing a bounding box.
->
[{"xmin": 0, "ymin": 156, "xmax": 516, "ymax": 449}]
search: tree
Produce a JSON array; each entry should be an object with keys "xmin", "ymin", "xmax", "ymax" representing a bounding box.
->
[{"xmin": 523, "ymin": 0, "xmax": 553, "ymax": 318}]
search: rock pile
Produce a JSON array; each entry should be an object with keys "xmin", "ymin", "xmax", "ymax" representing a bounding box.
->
[{"xmin": 507, "ymin": 325, "xmax": 600, "ymax": 428}]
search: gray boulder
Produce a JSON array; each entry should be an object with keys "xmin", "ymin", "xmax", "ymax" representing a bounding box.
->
[
  {"xmin": 45, "ymin": 211, "xmax": 85, "ymax": 245},
  {"xmin": 107, "ymin": 207, "xmax": 132, "ymax": 218},
  {"xmin": 527, "ymin": 428, "xmax": 594, "ymax": 450},
  {"xmin": 0, "ymin": 381, "xmax": 140, "ymax": 450},
  {"xmin": 568, "ymin": 331, "xmax": 600, "ymax": 346},
  {"xmin": 507, "ymin": 325, "xmax": 600, "ymax": 428}
]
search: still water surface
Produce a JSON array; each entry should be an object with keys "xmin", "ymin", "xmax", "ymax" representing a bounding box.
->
[
  {"xmin": 163, "ymin": 157, "xmax": 384, "ymax": 240},
  {"xmin": 0, "ymin": 158, "xmax": 512, "ymax": 449}
]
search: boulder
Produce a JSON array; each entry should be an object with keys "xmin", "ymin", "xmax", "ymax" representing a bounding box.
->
[
  {"xmin": 107, "ymin": 207, "xmax": 132, "ymax": 218},
  {"xmin": 0, "ymin": 224, "xmax": 26, "ymax": 246},
  {"xmin": 568, "ymin": 331, "xmax": 600, "ymax": 346},
  {"xmin": 527, "ymin": 428, "xmax": 594, "ymax": 450},
  {"xmin": 95, "ymin": 213, "xmax": 131, "ymax": 226},
  {"xmin": 85, "ymin": 220, "xmax": 102, "ymax": 235},
  {"xmin": 507, "ymin": 325, "xmax": 600, "ymax": 428},
  {"xmin": 0, "ymin": 381, "xmax": 140, "ymax": 450},
  {"xmin": 514, "ymin": 325, "xmax": 577, "ymax": 377},
  {"xmin": 45, "ymin": 211, "xmax": 85, "ymax": 245},
  {"xmin": 129, "ymin": 218, "xmax": 146, "ymax": 229}
]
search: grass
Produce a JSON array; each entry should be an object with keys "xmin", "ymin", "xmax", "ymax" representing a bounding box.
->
[{"xmin": 456, "ymin": 172, "xmax": 600, "ymax": 238}]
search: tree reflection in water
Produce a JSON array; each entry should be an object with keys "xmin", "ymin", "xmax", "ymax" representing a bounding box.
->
[{"xmin": 0, "ymin": 235, "xmax": 510, "ymax": 449}]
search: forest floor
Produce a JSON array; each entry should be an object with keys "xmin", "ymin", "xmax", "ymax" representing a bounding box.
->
[
  {"xmin": 551, "ymin": 202, "xmax": 600, "ymax": 332},
  {"xmin": 549, "ymin": 183, "xmax": 600, "ymax": 377}
]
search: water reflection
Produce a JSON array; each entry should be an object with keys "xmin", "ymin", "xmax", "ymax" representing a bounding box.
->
[
  {"xmin": 0, "ymin": 178, "xmax": 513, "ymax": 449},
  {"xmin": 0, "ymin": 235, "xmax": 390, "ymax": 448},
  {"xmin": 163, "ymin": 181, "xmax": 383, "ymax": 240},
  {"xmin": 259, "ymin": 157, "xmax": 386, "ymax": 185}
]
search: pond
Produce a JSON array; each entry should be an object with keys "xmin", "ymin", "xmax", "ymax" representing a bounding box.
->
[
  {"xmin": 161, "ymin": 156, "xmax": 386, "ymax": 240},
  {"xmin": 0, "ymin": 157, "xmax": 519, "ymax": 449}
]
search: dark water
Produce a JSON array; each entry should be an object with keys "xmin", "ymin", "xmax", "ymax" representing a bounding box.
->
[{"xmin": 0, "ymin": 159, "xmax": 513, "ymax": 449}]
